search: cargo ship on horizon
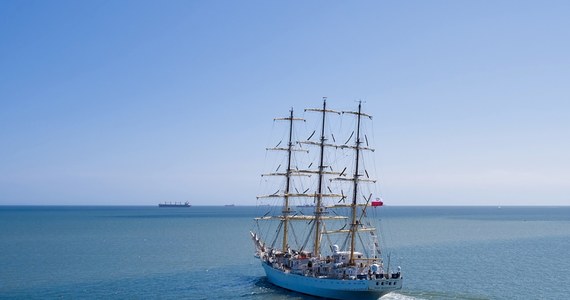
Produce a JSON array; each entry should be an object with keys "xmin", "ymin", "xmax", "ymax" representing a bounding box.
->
[{"xmin": 158, "ymin": 201, "xmax": 191, "ymax": 207}]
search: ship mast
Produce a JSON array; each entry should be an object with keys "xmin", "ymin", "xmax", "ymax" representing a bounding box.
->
[
  {"xmin": 302, "ymin": 98, "xmax": 341, "ymax": 256},
  {"xmin": 282, "ymin": 108, "xmax": 294, "ymax": 252},
  {"xmin": 349, "ymin": 101, "xmax": 363, "ymax": 265},
  {"xmin": 260, "ymin": 109, "xmax": 305, "ymax": 252},
  {"xmin": 313, "ymin": 99, "xmax": 327, "ymax": 257}
]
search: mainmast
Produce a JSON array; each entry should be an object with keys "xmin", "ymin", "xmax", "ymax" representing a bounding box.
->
[
  {"xmin": 314, "ymin": 99, "xmax": 327, "ymax": 257},
  {"xmin": 303, "ymin": 97, "xmax": 340, "ymax": 257}
]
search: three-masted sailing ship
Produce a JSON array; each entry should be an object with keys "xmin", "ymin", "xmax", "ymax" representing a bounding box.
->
[{"xmin": 251, "ymin": 99, "xmax": 403, "ymax": 300}]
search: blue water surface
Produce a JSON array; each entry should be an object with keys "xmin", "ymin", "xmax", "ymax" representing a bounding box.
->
[{"xmin": 0, "ymin": 206, "xmax": 568, "ymax": 299}]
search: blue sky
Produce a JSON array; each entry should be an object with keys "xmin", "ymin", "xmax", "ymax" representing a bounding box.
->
[{"xmin": 1, "ymin": 0, "xmax": 568, "ymax": 205}]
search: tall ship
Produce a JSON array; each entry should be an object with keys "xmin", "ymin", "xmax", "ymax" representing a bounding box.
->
[{"xmin": 251, "ymin": 99, "xmax": 403, "ymax": 300}]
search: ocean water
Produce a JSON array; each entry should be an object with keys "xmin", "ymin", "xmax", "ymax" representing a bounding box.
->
[{"xmin": 0, "ymin": 206, "xmax": 568, "ymax": 299}]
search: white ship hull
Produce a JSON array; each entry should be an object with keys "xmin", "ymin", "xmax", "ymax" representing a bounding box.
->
[{"xmin": 262, "ymin": 262, "xmax": 402, "ymax": 300}]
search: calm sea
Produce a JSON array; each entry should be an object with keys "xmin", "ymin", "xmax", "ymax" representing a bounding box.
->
[{"xmin": 1, "ymin": 206, "xmax": 568, "ymax": 299}]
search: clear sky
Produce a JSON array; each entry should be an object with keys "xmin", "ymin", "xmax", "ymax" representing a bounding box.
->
[{"xmin": 1, "ymin": 0, "xmax": 569, "ymax": 206}]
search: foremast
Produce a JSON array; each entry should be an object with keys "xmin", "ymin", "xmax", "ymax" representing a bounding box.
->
[
  {"xmin": 263, "ymin": 109, "xmax": 305, "ymax": 252},
  {"xmin": 282, "ymin": 108, "xmax": 295, "ymax": 253}
]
